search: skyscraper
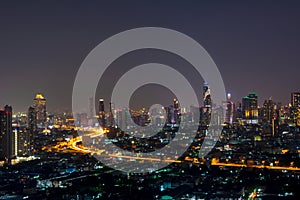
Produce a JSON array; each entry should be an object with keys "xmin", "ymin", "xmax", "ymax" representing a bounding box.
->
[
  {"xmin": 291, "ymin": 92, "xmax": 300, "ymax": 108},
  {"xmin": 28, "ymin": 106, "xmax": 36, "ymax": 132},
  {"xmin": 33, "ymin": 93, "xmax": 47, "ymax": 129},
  {"xmin": 0, "ymin": 105, "xmax": 13, "ymax": 165},
  {"xmin": 242, "ymin": 92, "xmax": 258, "ymax": 124},
  {"xmin": 201, "ymin": 83, "xmax": 212, "ymax": 126},
  {"xmin": 16, "ymin": 125, "xmax": 32, "ymax": 157},
  {"xmin": 261, "ymin": 97, "xmax": 277, "ymax": 125},
  {"xmin": 107, "ymin": 102, "xmax": 115, "ymax": 127},
  {"xmin": 116, "ymin": 108, "xmax": 130, "ymax": 130},
  {"xmin": 224, "ymin": 93, "xmax": 234, "ymax": 124},
  {"xmin": 173, "ymin": 98, "xmax": 180, "ymax": 124},
  {"xmin": 290, "ymin": 93, "xmax": 300, "ymax": 125},
  {"xmin": 88, "ymin": 97, "xmax": 94, "ymax": 119},
  {"xmin": 203, "ymin": 83, "xmax": 212, "ymax": 110},
  {"xmin": 165, "ymin": 105, "xmax": 174, "ymax": 124},
  {"xmin": 98, "ymin": 98, "xmax": 106, "ymax": 128},
  {"xmin": 99, "ymin": 99, "xmax": 105, "ymax": 113}
]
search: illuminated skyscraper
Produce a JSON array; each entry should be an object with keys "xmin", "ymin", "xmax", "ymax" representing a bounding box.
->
[
  {"xmin": 165, "ymin": 105, "xmax": 174, "ymax": 124},
  {"xmin": 99, "ymin": 99, "xmax": 105, "ymax": 113},
  {"xmin": 234, "ymin": 101, "xmax": 243, "ymax": 121},
  {"xmin": 261, "ymin": 97, "xmax": 277, "ymax": 124},
  {"xmin": 15, "ymin": 125, "xmax": 32, "ymax": 157},
  {"xmin": 116, "ymin": 108, "xmax": 130, "ymax": 129},
  {"xmin": 291, "ymin": 92, "xmax": 300, "ymax": 108},
  {"xmin": 173, "ymin": 98, "xmax": 180, "ymax": 124},
  {"xmin": 0, "ymin": 105, "xmax": 13, "ymax": 165},
  {"xmin": 203, "ymin": 83, "xmax": 211, "ymax": 109},
  {"xmin": 28, "ymin": 106, "xmax": 36, "ymax": 132},
  {"xmin": 201, "ymin": 83, "xmax": 212, "ymax": 126},
  {"xmin": 27, "ymin": 106, "xmax": 36, "ymax": 155},
  {"xmin": 290, "ymin": 93, "xmax": 300, "ymax": 125},
  {"xmin": 242, "ymin": 92, "xmax": 258, "ymax": 124},
  {"xmin": 98, "ymin": 98, "xmax": 106, "ymax": 128},
  {"xmin": 224, "ymin": 93, "xmax": 234, "ymax": 124},
  {"xmin": 107, "ymin": 102, "xmax": 115, "ymax": 127},
  {"xmin": 33, "ymin": 93, "xmax": 47, "ymax": 129}
]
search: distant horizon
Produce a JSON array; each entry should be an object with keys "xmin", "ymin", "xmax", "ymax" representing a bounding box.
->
[{"xmin": 4, "ymin": 90, "xmax": 298, "ymax": 114}]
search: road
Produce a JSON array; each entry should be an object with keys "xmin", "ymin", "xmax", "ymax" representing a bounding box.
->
[{"xmin": 52, "ymin": 128, "xmax": 300, "ymax": 172}]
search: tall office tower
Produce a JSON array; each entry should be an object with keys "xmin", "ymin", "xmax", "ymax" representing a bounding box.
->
[
  {"xmin": 261, "ymin": 97, "xmax": 277, "ymax": 124},
  {"xmin": 202, "ymin": 83, "xmax": 212, "ymax": 126},
  {"xmin": 99, "ymin": 99, "xmax": 105, "ymax": 113},
  {"xmin": 173, "ymin": 98, "xmax": 181, "ymax": 124},
  {"xmin": 242, "ymin": 92, "xmax": 258, "ymax": 124},
  {"xmin": 291, "ymin": 92, "xmax": 300, "ymax": 107},
  {"xmin": 11, "ymin": 121, "xmax": 19, "ymax": 157},
  {"xmin": 116, "ymin": 109, "xmax": 128, "ymax": 129},
  {"xmin": 107, "ymin": 102, "xmax": 115, "ymax": 127},
  {"xmin": 33, "ymin": 93, "xmax": 47, "ymax": 129},
  {"xmin": 88, "ymin": 97, "xmax": 94, "ymax": 119},
  {"xmin": 165, "ymin": 105, "xmax": 174, "ymax": 124},
  {"xmin": 27, "ymin": 106, "xmax": 36, "ymax": 155},
  {"xmin": 16, "ymin": 125, "xmax": 32, "ymax": 156},
  {"xmin": 98, "ymin": 99, "xmax": 106, "ymax": 128},
  {"xmin": 290, "ymin": 93, "xmax": 300, "ymax": 125},
  {"xmin": 234, "ymin": 101, "xmax": 243, "ymax": 121},
  {"xmin": 0, "ymin": 105, "xmax": 13, "ymax": 165},
  {"xmin": 203, "ymin": 83, "xmax": 212, "ymax": 109},
  {"xmin": 28, "ymin": 106, "xmax": 36, "ymax": 132},
  {"xmin": 224, "ymin": 93, "xmax": 234, "ymax": 124}
]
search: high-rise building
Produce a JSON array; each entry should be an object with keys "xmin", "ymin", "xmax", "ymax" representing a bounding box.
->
[
  {"xmin": 116, "ymin": 108, "xmax": 129, "ymax": 129},
  {"xmin": 27, "ymin": 106, "xmax": 36, "ymax": 155},
  {"xmin": 242, "ymin": 92, "xmax": 258, "ymax": 124},
  {"xmin": 224, "ymin": 93, "xmax": 234, "ymax": 124},
  {"xmin": 28, "ymin": 106, "xmax": 36, "ymax": 132},
  {"xmin": 99, "ymin": 99, "xmax": 105, "ymax": 113},
  {"xmin": 88, "ymin": 97, "xmax": 94, "ymax": 119},
  {"xmin": 0, "ymin": 105, "xmax": 13, "ymax": 164},
  {"xmin": 290, "ymin": 93, "xmax": 300, "ymax": 125},
  {"xmin": 201, "ymin": 83, "xmax": 212, "ymax": 126},
  {"xmin": 234, "ymin": 101, "xmax": 243, "ymax": 122},
  {"xmin": 173, "ymin": 98, "xmax": 180, "ymax": 124},
  {"xmin": 12, "ymin": 112, "xmax": 34, "ymax": 157},
  {"xmin": 107, "ymin": 102, "xmax": 115, "ymax": 127},
  {"xmin": 11, "ymin": 121, "xmax": 18, "ymax": 158},
  {"xmin": 291, "ymin": 92, "xmax": 300, "ymax": 108},
  {"xmin": 203, "ymin": 83, "xmax": 212, "ymax": 110},
  {"xmin": 98, "ymin": 99, "xmax": 106, "ymax": 128},
  {"xmin": 165, "ymin": 105, "xmax": 174, "ymax": 124},
  {"xmin": 261, "ymin": 97, "xmax": 277, "ymax": 125},
  {"xmin": 33, "ymin": 93, "xmax": 47, "ymax": 129},
  {"xmin": 16, "ymin": 125, "xmax": 32, "ymax": 157}
]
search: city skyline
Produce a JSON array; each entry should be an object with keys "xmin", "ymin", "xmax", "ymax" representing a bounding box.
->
[
  {"xmin": 1, "ymin": 1, "xmax": 300, "ymax": 112},
  {"xmin": 1, "ymin": 2, "xmax": 300, "ymax": 199},
  {"xmin": 2, "ymin": 88, "xmax": 300, "ymax": 114}
]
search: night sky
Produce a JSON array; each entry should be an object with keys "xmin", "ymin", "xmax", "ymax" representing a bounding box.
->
[{"xmin": 1, "ymin": 1, "xmax": 300, "ymax": 112}]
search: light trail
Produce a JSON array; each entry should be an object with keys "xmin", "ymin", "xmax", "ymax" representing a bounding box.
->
[{"xmin": 51, "ymin": 128, "xmax": 300, "ymax": 172}]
